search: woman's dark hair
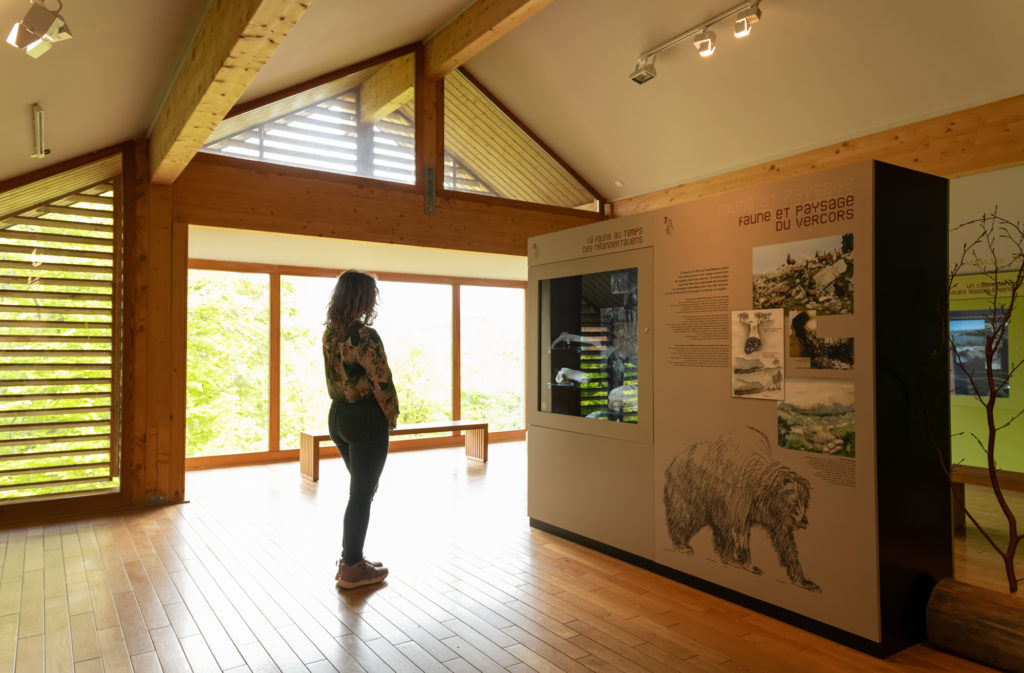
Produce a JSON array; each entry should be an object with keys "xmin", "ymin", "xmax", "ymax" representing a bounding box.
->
[{"xmin": 326, "ymin": 270, "xmax": 379, "ymax": 329}]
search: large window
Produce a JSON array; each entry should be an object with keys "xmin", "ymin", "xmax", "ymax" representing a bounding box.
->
[
  {"xmin": 376, "ymin": 280, "xmax": 453, "ymax": 426},
  {"xmin": 280, "ymin": 275, "xmax": 334, "ymax": 453},
  {"xmin": 186, "ymin": 270, "xmax": 270, "ymax": 457},
  {"xmin": 460, "ymin": 285, "xmax": 525, "ymax": 430},
  {"xmin": 186, "ymin": 264, "xmax": 525, "ymax": 462},
  {"xmin": 1, "ymin": 178, "xmax": 122, "ymax": 502}
]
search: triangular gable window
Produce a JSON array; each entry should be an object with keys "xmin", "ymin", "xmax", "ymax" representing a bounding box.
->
[
  {"xmin": 444, "ymin": 69, "xmax": 600, "ymax": 211},
  {"xmin": 201, "ymin": 54, "xmax": 418, "ymax": 185}
]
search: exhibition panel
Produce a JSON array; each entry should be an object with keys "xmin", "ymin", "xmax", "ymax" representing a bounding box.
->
[{"xmin": 527, "ymin": 161, "xmax": 951, "ymax": 655}]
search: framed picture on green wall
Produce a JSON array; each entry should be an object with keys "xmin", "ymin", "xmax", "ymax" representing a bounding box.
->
[{"xmin": 950, "ymin": 308, "xmax": 1010, "ymax": 398}]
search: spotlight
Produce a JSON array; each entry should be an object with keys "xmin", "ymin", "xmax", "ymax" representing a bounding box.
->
[
  {"xmin": 6, "ymin": 0, "xmax": 72, "ymax": 59},
  {"xmin": 694, "ymin": 29, "xmax": 716, "ymax": 57},
  {"xmin": 628, "ymin": 0, "xmax": 764, "ymax": 82},
  {"xmin": 630, "ymin": 56, "xmax": 657, "ymax": 85},
  {"xmin": 734, "ymin": 2, "xmax": 761, "ymax": 38}
]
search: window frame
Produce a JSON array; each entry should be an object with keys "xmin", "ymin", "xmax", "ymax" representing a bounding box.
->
[{"xmin": 185, "ymin": 259, "xmax": 526, "ymax": 469}]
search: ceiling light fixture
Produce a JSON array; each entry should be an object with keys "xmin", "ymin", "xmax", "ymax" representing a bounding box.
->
[
  {"xmin": 629, "ymin": 0, "xmax": 762, "ymax": 84},
  {"xmin": 629, "ymin": 56, "xmax": 657, "ymax": 85},
  {"xmin": 693, "ymin": 29, "xmax": 717, "ymax": 57},
  {"xmin": 6, "ymin": 0, "xmax": 72, "ymax": 59},
  {"xmin": 734, "ymin": 1, "xmax": 761, "ymax": 38},
  {"xmin": 31, "ymin": 103, "xmax": 50, "ymax": 158}
]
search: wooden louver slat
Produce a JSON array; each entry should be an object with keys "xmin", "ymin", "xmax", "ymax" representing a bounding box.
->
[
  {"xmin": 0, "ymin": 447, "xmax": 109, "ymax": 461},
  {"xmin": 2, "ymin": 260, "xmax": 113, "ymax": 275},
  {"xmin": 0, "ymin": 229, "xmax": 114, "ymax": 247},
  {"xmin": 0, "ymin": 243, "xmax": 114, "ymax": 261},
  {"xmin": 0, "ymin": 432, "xmax": 108, "ymax": 448},
  {"xmin": 32, "ymin": 204, "xmax": 114, "ymax": 219},
  {"xmin": 0, "ymin": 392, "xmax": 110, "ymax": 402},
  {"xmin": 0, "ymin": 419, "xmax": 109, "ymax": 433},
  {"xmin": 0, "ymin": 275, "xmax": 113, "ymax": 289},
  {"xmin": 1, "ymin": 289, "xmax": 112, "ymax": 301},
  {"xmin": 0, "ymin": 320, "xmax": 111, "ymax": 329},
  {"xmin": 0, "ymin": 475, "xmax": 111, "ymax": 492},
  {"xmin": 0, "ymin": 305, "xmax": 112, "ymax": 316},
  {"xmin": 0, "ymin": 335, "xmax": 111, "ymax": 344},
  {"xmin": 2, "ymin": 216, "xmax": 114, "ymax": 234},
  {"xmin": 1, "ymin": 177, "xmax": 120, "ymax": 501}
]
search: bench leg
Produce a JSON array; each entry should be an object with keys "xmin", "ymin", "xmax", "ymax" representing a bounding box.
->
[
  {"xmin": 300, "ymin": 432, "xmax": 320, "ymax": 482},
  {"xmin": 465, "ymin": 428, "xmax": 488, "ymax": 463},
  {"xmin": 952, "ymin": 482, "xmax": 966, "ymax": 534}
]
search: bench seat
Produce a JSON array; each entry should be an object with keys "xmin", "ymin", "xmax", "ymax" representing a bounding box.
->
[
  {"xmin": 300, "ymin": 419, "xmax": 488, "ymax": 481},
  {"xmin": 951, "ymin": 464, "xmax": 1024, "ymax": 533}
]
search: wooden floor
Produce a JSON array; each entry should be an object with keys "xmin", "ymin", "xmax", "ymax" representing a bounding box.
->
[{"xmin": 1, "ymin": 441, "xmax": 1020, "ymax": 673}]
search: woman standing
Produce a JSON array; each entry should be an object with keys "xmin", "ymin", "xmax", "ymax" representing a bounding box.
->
[{"xmin": 322, "ymin": 270, "xmax": 399, "ymax": 589}]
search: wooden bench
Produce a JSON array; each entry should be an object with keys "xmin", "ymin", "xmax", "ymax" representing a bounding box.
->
[
  {"xmin": 300, "ymin": 420, "xmax": 488, "ymax": 481},
  {"xmin": 951, "ymin": 465, "xmax": 1024, "ymax": 533}
]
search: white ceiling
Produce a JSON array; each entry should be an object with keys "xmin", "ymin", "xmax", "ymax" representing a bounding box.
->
[{"xmin": 2, "ymin": 0, "xmax": 1023, "ymax": 203}]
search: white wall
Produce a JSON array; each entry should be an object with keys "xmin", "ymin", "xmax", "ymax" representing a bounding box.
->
[
  {"xmin": 949, "ymin": 164, "xmax": 1024, "ymax": 271},
  {"xmin": 188, "ymin": 225, "xmax": 528, "ymax": 280}
]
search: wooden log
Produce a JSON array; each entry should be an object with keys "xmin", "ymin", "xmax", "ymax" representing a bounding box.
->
[{"xmin": 926, "ymin": 577, "xmax": 1024, "ymax": 673}]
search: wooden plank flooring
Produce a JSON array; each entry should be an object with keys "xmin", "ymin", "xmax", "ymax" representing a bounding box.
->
[{"xmin": 0, "ymin": 441, "xmax": 1020, "ymax": 672}]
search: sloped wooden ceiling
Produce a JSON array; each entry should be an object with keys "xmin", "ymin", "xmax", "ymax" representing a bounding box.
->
[{"xmin": 444, "ymin": 70, "xmax": 596, "ymax": 210}]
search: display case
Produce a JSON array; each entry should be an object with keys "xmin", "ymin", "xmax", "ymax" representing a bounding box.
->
[
  {"xmin": 539, "ymin": 267, "xmax": 638, "ymax": 422},
  {"xmin": 528, "ymin": 248, "xmax": 652, "ymax": 443}
]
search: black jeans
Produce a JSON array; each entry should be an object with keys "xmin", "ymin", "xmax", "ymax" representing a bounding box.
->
[{"xmin": 328, "ymin": 397, "xmax": 390, "ymax": 565}]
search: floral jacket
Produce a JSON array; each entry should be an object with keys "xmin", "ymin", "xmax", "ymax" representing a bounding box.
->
[{"xmin": 322, "ymin": 322, "xmax": 400, "ymax": 428}]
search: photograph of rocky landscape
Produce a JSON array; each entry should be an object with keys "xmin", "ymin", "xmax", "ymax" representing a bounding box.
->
[{"xmin": 753, "ymin": 233, "xmax": 854, "ymax": 315}]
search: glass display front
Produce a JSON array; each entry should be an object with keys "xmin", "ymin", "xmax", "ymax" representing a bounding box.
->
[{"xmin": 538, "ymin": 268, "xmax": 638, "ymax": 422}]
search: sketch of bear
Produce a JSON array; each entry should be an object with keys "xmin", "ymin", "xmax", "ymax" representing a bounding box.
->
[{"xmin": 663, "ymin": 426, "xmax": 821, "ymax": 592}]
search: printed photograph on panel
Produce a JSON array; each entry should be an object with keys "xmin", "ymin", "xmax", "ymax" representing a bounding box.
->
[
  {"xmin": 778, "ymin": 379, "xmax": 855, "ymax": 457},
  {"xmin": 789, "ymin": 310, "xmax": 817, "ymax": 358},
  {"xmin": 663, "ymin": 426, "xmax": 821, "ymax": 592},
  {"xmin": 810, "ymin": 337, "xmax": 854, "ymax": 370},
  {"xmin": 732, "ymin": 309, "xmax": 784, "ymax": 399},
  {"xmin": 753, "ymin": 233, "xmax": 854, "ymax": 315},
  {"xmin": 788, "ymin": 310, "xmax": 855, "ymax": 371}
]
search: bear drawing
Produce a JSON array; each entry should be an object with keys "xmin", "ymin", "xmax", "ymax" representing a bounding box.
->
[{"xmin": 663, "ymin": 425, "xmax": 821, "ymax": 592}]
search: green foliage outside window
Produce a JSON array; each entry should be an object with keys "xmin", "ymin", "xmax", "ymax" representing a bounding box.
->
[
  {"xmin": 186, "ymin": 270, "xmax": 269, "ymax": 457},
  {"xmin": 187, "ymin": 270, "xmax": 525, "ymax": 458}
]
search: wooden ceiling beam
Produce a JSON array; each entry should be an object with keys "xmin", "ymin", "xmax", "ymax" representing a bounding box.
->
[
  {"xmin": 148, "ymin": 0, "xmax": 311, "ymax": 185},
  {"xmin": 360, "ymin": 54, "xmax": 415, "ymax": 125},
  {"xmin": 423, "ymin": 0, "xmax": 554, "ymax": 81}
]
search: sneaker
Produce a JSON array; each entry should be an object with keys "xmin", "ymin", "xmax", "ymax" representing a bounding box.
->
[
  {"xmin": 334, "ymin": 557, "xmax": 382, "ymax": 580},
  {"xmin": 336, "ymin": 559, "xmax": 388, "ymax": 589}
]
